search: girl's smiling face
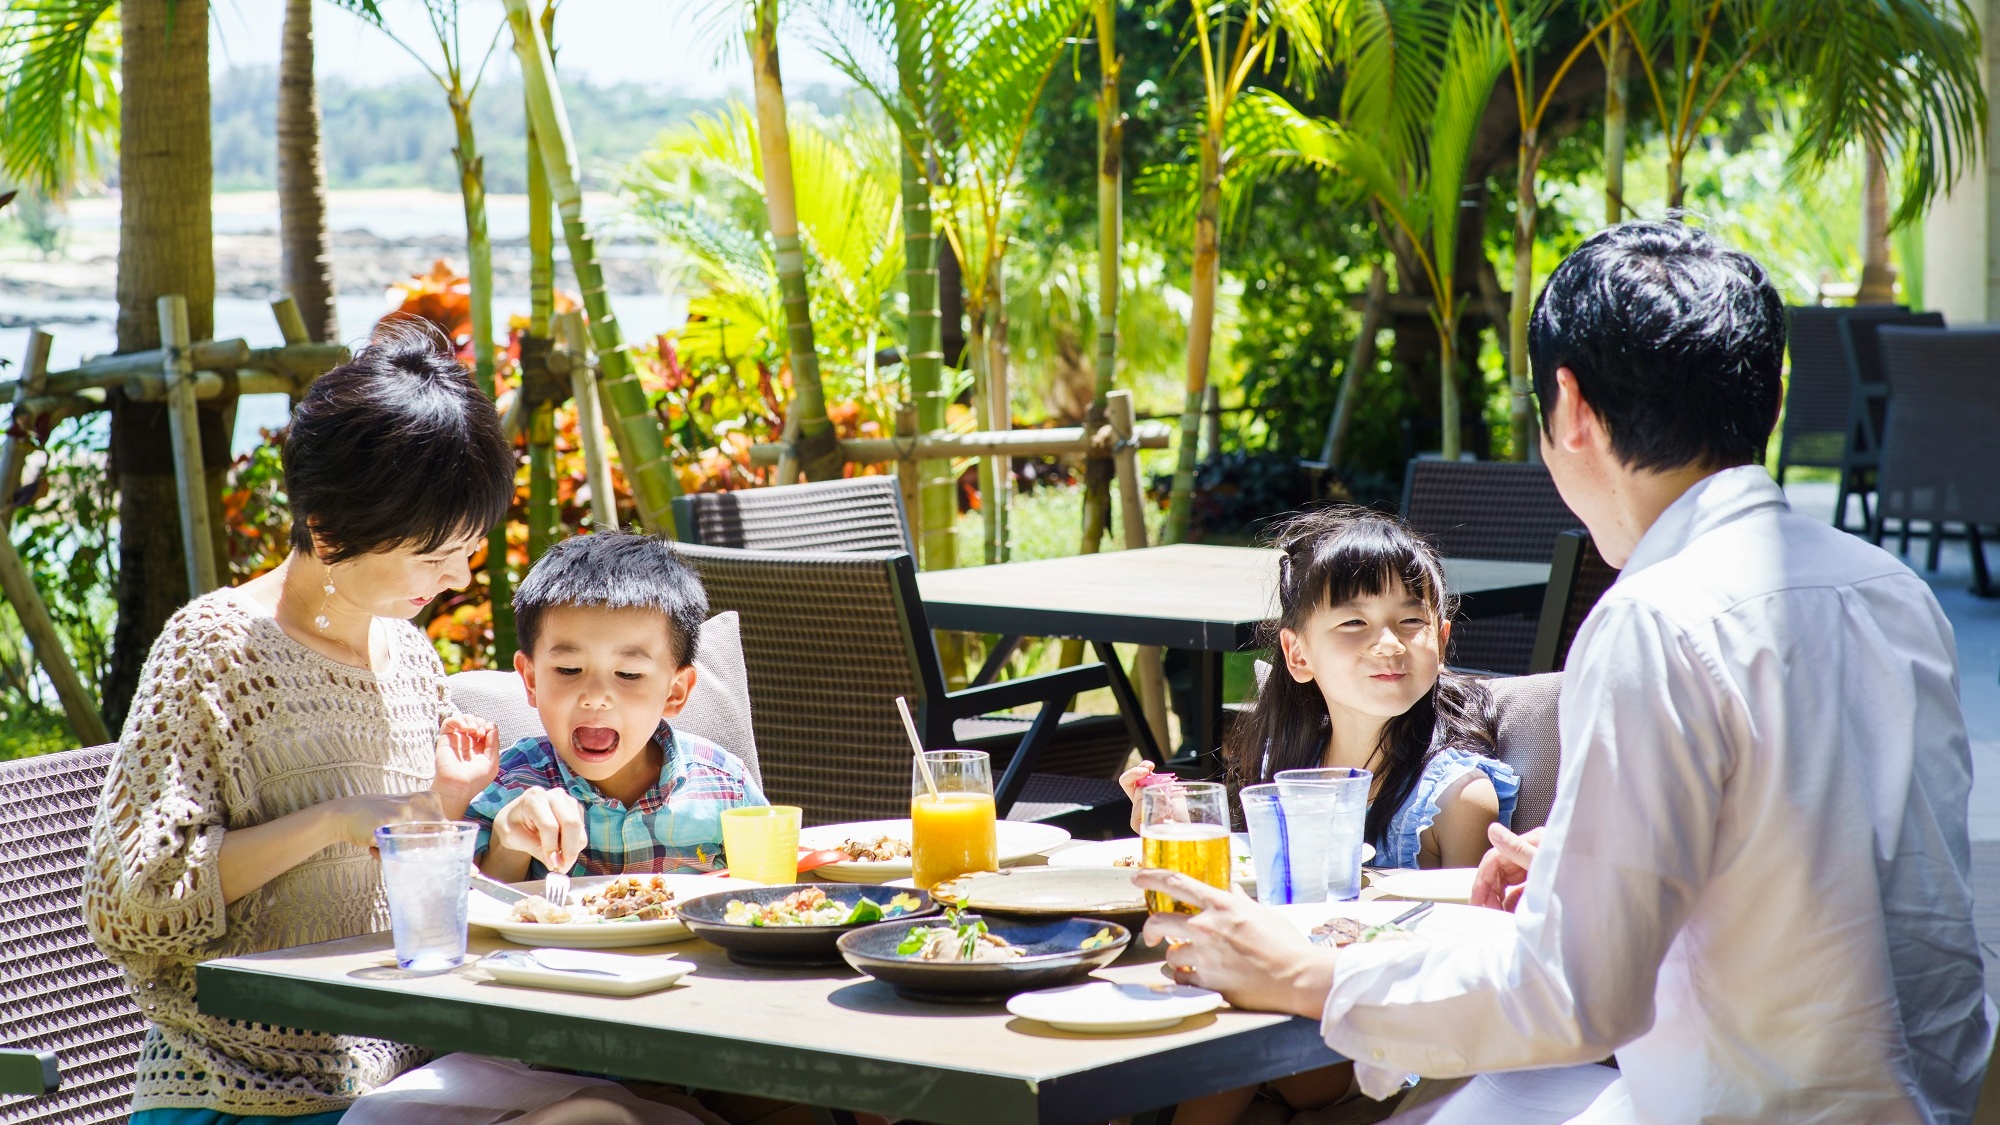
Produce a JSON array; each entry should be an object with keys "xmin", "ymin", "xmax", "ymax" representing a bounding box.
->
[{"xmin": 1277, "ymin": 578, "xmax": 1448, "ymax": 725}]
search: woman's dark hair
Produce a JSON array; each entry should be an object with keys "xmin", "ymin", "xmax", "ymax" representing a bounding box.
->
[
  {"xmin": 1528, "ymin": 219, "xmax": 1786, "ymax": 473},
  {"xmin": 1224, "ymin": 506, "xmax": 1496, "ymax": 849},
  {"xmin": 285, "ymin": 325, "xmax": 514, "ymax": 563}
]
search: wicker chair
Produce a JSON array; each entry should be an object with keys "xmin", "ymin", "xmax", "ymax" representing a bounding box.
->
[
  {"xmin": 0, "ymin": 746, "xmax": 149, "ymax": 1124},
  {"xmin": 1529, "ymin": 531, "xmax": 1619, "ymax": 674},
  {"xmin": 1777, "ymin": 305, "xmax": 1906, "ymax": 500},
  {"xmin": 674, "ymin": 477, "xmax": 913, "ymax": 555},
  {"xmin": 1399, "ymin": 460, "xmax": 1584, "ymax": 675},
  {"xmin": 1487, "ymin": 673, "xmax": 1563, "ymax": 834},
  {"xmin": 1874, "ymin": 326, "xmax": 2000, "ymax": 596},
  {"xmin": 676, "ymin": 543, "xmax": 1137, "ymax": 831},
  {"xmin": 1839, "ymin": 311, "xmax": 1948, "ymax": 550}
]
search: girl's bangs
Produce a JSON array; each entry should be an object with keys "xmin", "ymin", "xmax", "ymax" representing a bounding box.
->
[{"xmin": 1288, "ymin": 515, "xmax": 1445, "ymax": 616}]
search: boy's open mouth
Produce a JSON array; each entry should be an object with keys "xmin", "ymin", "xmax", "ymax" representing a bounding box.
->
[{"xmin": 571, "ymin": 725, "xmax": 621, "ymax": 763}]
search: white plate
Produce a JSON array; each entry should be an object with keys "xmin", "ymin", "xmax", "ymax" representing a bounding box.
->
[
  {"xmin": 1045, "ymin": 836, "xmax": 1374, "ymax": 893},
  {"xmin": 468, "ymin": 874, "xmax": 763, "ymax": 948},
  {"xmin": 799, "ymin": 820, "xmax": 1071, "ymax": 883},
  {"xmin": 478, "ymin": 948, "xmax": 694, "ymax": 996},
  {"xmin": 1370, "ymin": 867, "xmax": 1478, "ymax": 905},
  {"xmin": 1007, "ymin": 980, "xmax": 1223, "ymax": 1033},
  {"xmin": 1270, "ymin": 899, "xmax": 1514, "ymax": 944}
]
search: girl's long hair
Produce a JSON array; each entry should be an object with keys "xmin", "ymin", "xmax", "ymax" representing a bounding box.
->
[{"xmin": 1224, "ymin": 506, "xmax": 1497, "ymax": 849}]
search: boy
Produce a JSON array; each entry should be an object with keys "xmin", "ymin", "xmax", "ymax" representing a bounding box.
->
[{"xmin": 468, "ymin": 531, "xmax": 766, "ymax": 880}]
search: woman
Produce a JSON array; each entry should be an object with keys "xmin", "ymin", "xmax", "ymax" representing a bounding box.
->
[{"xmin": 84, "ymin": 330, "xmax": 514, "ymax": 1124}]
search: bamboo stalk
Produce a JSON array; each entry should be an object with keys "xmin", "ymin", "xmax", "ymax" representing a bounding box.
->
[
  {"xmin": 1165, "ymin": 128, "xmax": 1221, "ymax": 544},
  {"xmin": 0, "ymin": 330, "xmax": 53, "ymax": 522},
  {"xmin": 558, "ymin": 312, "xmax": 618, "ymax": 532},
  {"xmin": 746, "ymin": 422, "xmax": 1172, "ymax": 465},
  {"xmin": 1108, "ymin": 390, "xmax": 1169, "ymax": 754},
  {"xmin": 506, "ymin": 0, "xmax": 679, "ymax": 535},
  {"xmin": 895, "ymin": 0, "xmax": 953, "ymax": 574},
  {"xmin": 895, "ymin": 403, "xmax": 921, "ymax": 547},
  {"xmin": 526, "ymin": 26, "xmax": 559, "ymax": 564},
  {"xmin": 1603, "ymin": 25, "xmax": 1629, "ymax": 227},
  {"xmin": 0, "ymin": 531, "xmax": 112, "ymax": 746},
  {"xmin": 1076, "ymin": 0, "xmax": 1122, "ymax": 572},
  {"xmin": 157, "ymin": 295, "xmax": 219, "ymax": 596}
]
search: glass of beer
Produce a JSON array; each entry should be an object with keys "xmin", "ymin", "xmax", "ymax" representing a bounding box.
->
[
  {"xmin": 1140, "ymin": 780, "xmax": 1232, "ymax": 914},
  {"xmin": 911, "ymin": 750, "xmax": 999, "ymax": 889}
]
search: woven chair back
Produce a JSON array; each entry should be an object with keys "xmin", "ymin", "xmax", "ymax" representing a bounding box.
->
[
  {"xmin": 676, "ymin": 477, "xmax": 914, "ymax": 555},
  {"xmin": 1487, "ymin": 673, "xmax": 1562, "ymax": 833},
  {"xmin": 1840, "ymin": 311, "xmax": 1947, "ymax": 456},
  {"xmin": 1, "ymin": 746, "xmax": 148, "ymax": 1124},
  {"xmin": 1876, "ymin": 327, "xmax": 2000, "ymax": 525},
  {"xmin": 677, "ymin": 543, "xmax": 935, "ymax": 825},
  {"xmin": 1781, "ymin": 305, "xmax": 1906, "ymax": 469}
]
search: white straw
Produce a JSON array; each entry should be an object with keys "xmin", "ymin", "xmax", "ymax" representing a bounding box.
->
[{"xmin": 896, "ymin": 696, "xmax": 939, "ymax": 798}]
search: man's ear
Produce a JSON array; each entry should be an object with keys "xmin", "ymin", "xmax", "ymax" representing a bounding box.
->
[
  {"xmin": 514, "ymin": 649, "xmax": 537, "ymax": 706},
  {"xmin": 661, "ymin": 663, "xmax": 699, "ymax": 719},
  {"xmin": 1277, "ymin": 628, "xmax": 1314, "ymax": 684},
  {"xmin": 1553, "ymin": 367, "xmax": 1611, "ymax": 457}
]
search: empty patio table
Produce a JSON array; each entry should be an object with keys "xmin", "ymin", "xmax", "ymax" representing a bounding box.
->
[
  {"xmin": 194, "ymin": 931, "xmax": 1343, "ymax": 1125},
  {"xmin": 915, "ymin": 544, "xmax": 1551, "ymax": 766}
]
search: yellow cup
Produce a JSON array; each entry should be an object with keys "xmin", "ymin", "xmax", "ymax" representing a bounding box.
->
[{"xmin": 720, "ymin": 806, "xmax": 803, "ymax": 885}]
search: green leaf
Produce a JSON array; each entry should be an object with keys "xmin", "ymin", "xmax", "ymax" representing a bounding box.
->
[{"xmin": 0, "ymin": 0, "xmax": 119, "ymax": 193}]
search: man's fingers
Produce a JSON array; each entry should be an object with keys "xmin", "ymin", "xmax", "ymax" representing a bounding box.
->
[
  {"xmin": 1131, "ymin": 868, "xmax": 1232, "ymax": 913},
  {"xmin": 1142, "ymin": 910, "xmax": 1199, "ymax": 948},
  {"xmin": 1503, "ymin": 883, "xmax": 1526, "ymax": 912}
]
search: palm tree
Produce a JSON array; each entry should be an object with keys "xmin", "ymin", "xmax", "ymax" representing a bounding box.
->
[
  {"xmin": 1074, "ymin": 0, "xmax": 1122, "ymax": 568},
  {"xmin": 0, "ymin": 0, "xmax": 120, "ymax": 197},
  {"xmin": 1160, "ymin": 0, "xmax": 1331, "ymax": 544},
  {"xmin": 278, "ymin": 0, "xmax": 337, "ymax": 343}
]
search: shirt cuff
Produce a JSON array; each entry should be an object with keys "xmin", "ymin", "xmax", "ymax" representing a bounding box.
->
[{"xmin": 1319, "ymin": 938, "xmax": 1438, "ymax": 1100}]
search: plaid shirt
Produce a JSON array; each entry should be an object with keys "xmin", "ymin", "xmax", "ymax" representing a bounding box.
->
[{"xmin": 467, "ymin": 720, "xmax": 767, "ymax": 877}]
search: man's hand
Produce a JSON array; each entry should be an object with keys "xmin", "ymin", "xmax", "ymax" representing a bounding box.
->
[
  {"xmin": 433, "ymin": 713, "xmax": 502, "ymax": 818},
  {"xmin": 1130, "ymin": 869, "xmax": 1338, "ymax": 1019},
  {"xmin": 1471, "ymin": 823, "xmax": 1544, "ymax": 912},
  {"xmin": 491, "ymin": 787, "xmax": 588, "ymax": 875}
]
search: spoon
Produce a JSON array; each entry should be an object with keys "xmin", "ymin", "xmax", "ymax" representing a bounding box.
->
[{"xmin": 482, "ymin": 949, "xmax": 623, "ymax": 978}]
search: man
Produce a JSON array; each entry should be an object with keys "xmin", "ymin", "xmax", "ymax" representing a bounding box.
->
[{"xmin": 1136, "ymin": 221, "xmax": 1993, "ymax": 1123}]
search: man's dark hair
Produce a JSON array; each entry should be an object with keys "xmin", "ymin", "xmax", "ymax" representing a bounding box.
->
[
  {"xmin": 1528, "ymin": 220, "xmax": 1786, "ymax": 472},
  {"xmin": 286, "ymin": 327, "xmax": 514, "ymax": 562},
  {"xmin": 513, "ymin": 531, "xmax": 708, "ymax": 666}
]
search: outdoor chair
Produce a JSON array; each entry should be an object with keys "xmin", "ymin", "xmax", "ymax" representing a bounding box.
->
[
  {"xmin": 0, "ymin": 744, "xmax": 150, "ymax": 1124},
  {"xmin": 1487, "ymin": 673, "xmax": 1563, "ymax": 834},
  {"xmin": 1777, "ymin": 305, "xmax": 1907, "ymax": 526},
  {"xmin": 673, "ymin": 476, "xmax": 914, "ymax": 555},
  {"xmin": 1874, "ymin": 326, "xmax": 2000, "ymax": 597},
  {"xmin": 447, "ymin": 611, "xmax": 763, "ymax": 788},
  {"xmin": 677, "ymin": 542, "xmax": 1140, "ymax": 833},
  {"xmin": 1400, "ymin": 460, "xmax": 1584, "ymax": 675},
  {"xmin": 1529, "ymin": 531, "xmax": 1620, "ymax": 674},
  {"xmin": 1839, "ymin": 311, "xmax": 1948, "ymax": 552}
]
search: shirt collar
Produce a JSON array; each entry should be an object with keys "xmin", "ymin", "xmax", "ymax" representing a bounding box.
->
[
  {"xmin": 1619, "ymin": 464, "xmax": 1789, "ymax": 579},
  {"xmin": 549, "ymin": 719, "xmax": 677, "ymax": 810}
]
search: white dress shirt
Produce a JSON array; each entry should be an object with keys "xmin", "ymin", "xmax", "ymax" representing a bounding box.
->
[{"xmin": 1320, "ymin": 466, "xmax": 1994, "ymax": 1123}]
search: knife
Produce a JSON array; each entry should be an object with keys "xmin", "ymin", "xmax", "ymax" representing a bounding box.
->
[{"xmin": 470, "ymin": 869, "xmax": 535, "ymax": 906}]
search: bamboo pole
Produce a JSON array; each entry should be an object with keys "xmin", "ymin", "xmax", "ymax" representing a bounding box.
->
[
  {"xmin": 0, "ymin": 340, "xmax": 343, "ymax": 399},
  {"xmin": 558, "ymin": 311, "xmax": 618, "ymax": 532},
  {"xmin": 0, "ymin": 331, "xmax": 52, "ymax": 518},
  {"xmin": 0, "ymin": 533, "xmax": 112, "ymax": 746},
  {"xmin": 745, "ymin": 422, "xmax": 1173, "ymax": 466},
  {"xmin": 271, "ymin": 295, "xmax": 309, "ymax": 411},
  {"xmin": 1108, "ymin": 390, "xmax": 1169, "ymax": 753},
  {"xmin": 157, "ymin": 295, "xmax": 219, "ymax": 597},
  {"xmin": 525, "ymin": 0, "xmax": 559, "ymax": 562},
  {"xmin": 895, "ymin": 403, "xmax": 921, "ymax": 546}
]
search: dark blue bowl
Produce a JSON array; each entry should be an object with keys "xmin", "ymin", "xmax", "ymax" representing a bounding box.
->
[
  {"xmin": 677, "ymin": 885, "xmax": 937, "ymax": 966},
  {"xmin": 836, "ymin": 914, "xmax": 1130, "ymax": 1002}
]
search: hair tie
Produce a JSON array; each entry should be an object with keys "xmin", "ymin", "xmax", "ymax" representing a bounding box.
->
[{"xmin": 1276, "ymin": 551, "xmax": 1295, "ymax": 599}]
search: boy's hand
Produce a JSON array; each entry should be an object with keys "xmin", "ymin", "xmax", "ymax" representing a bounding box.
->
[
  {"xmin": 492, "ymin": 787, "xmax": 587, "ymax": 875},
  {"xmin": 433, "ymin": 713, "xmax": 502, "ymax": 818},
  {"xmin": 1118, "ymin": 762, "xmax": 1155, "ymax": 834}
]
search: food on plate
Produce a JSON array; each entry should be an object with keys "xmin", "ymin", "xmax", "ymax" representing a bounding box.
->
[
  {"xmin": 837, "ymin": 836, "xmax": 915, "ymax": 863},
  {"xmin": 1311, "ymin": 915, "xmax": 1419, "ymax": 948},
  {"xmin": 721, "ymin": 886, "xmax": 923, "ymax": 927},
  {"xmin": 1112, "ymin": 854, "xmax": 1140, "ymax": 869},
  {"xmin": 893, "ymin": 909, "xmax": 1119, "ymax": 963},
  {"xmin": 508, "ymin": 874, "xmax": 679, "ymax": 926},
  {"xmin": 1114, "ymin": 843, "xmax": 1252, "ymax": 880}
]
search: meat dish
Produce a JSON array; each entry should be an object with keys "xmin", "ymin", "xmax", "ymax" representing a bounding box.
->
[
  {"xmin": 509, "ymin": 874, "xmax": 678, "ymax": 925},
  {"xmin": 838, "ymin": 836, "xmax": 914, "ymax": 862}
]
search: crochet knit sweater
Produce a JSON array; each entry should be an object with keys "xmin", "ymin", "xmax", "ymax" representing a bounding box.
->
[{"xmin": 84, "ymin": 590, "xmax": 451, "ymax": 1115}]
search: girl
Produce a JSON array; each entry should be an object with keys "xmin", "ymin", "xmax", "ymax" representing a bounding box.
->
[{"xmin": 1119, "ymin": 507, "xmax": 1518, "ymax": 1125}]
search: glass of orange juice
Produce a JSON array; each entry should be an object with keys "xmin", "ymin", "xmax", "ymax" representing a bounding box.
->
[
  {"xmin": 720, "ymin": 806, "xmax": 803, "ymax": 885},
  {"xmin": 911, "ymin": 750, "xmax": 998, "ymax": 889},
  {"xmin": 1140, "ymin": 781, "xmax": 1231, "ymax": 915}
]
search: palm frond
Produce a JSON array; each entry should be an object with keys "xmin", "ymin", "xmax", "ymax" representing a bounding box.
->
[
  {"xmin": 1424, "ymin": 3, "xmax": 1506, "ymax": 297},
  {"xmin": 0, "ymin": 0, "xmax": 118, "ymax": 193},
  {"xmin": 1330, "ymin": 0, "xmax": 1448, "ymax": 173}
]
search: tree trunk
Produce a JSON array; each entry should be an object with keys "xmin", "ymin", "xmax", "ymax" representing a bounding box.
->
[
  {"xmin": 105, "ymin": 0, "xmax": 226, "ymax": 729},
  {"xmin": 1603, "ymin": 26, "xmax": 1628, "ymax": 228},
  {"xmin": 507, "ymin": 0, "xmax": 681, "ymax": 535},
  {"xmin": 750, "ymin": 0, "xmax": 839, "ymax": 482},
  {"xmin": 1509, "ymin": 134, "xmax": 1541, "ymax": 462},
  {"xmin": 896, "ymin": 0, "xmax": 955, "ymax": 572},
  {"xmin": 1164, "ymin": 125, "xmax": 1221, "ymax": 544},
  {"xmin": 1320, "ymin": 262, "xmax": 1387, "ymax": 468},
  {"xmin": 1076, "ymin": 0, "xmax": 1121, "ymax": 564},
  {"xmin": 276, "ymin": 0, "xmax": 336, "ymax": 343},
  {"xmin": 525, "ymin": 9, "xmax": 558, "ymax": 563},
  {"xmin": 1437, "ymin": 315, "xmax": 1461, "ymax": 461},
  {"xmin": 1667, "ymin": 149, "xmax": 1687, "ymax": 213},
  {"xmin": 979, "ymin": 259, "xmax": 1010, "ymax": 563},
  {"xmin": 1857, "ymin": 143, "xmax": 1897, "ymax": 304}
]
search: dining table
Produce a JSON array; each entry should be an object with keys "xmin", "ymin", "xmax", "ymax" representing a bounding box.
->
[
  {"xmin": 915, "ymin": 543, "xmax": 1551, "ymax": 768},
  {"xmin": 194, "ymin": 931, "xmax": 1346, "ymax": 1125}
]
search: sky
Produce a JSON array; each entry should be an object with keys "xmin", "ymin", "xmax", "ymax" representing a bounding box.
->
[{"xmin": 207, "ymin": 0, "xmax": 854, "ymax": 96}]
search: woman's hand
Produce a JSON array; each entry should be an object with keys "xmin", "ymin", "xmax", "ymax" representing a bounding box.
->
[
  {"xmin": 1471, "ymin": 822, "xmax": 1543, "ymax": 912},
  {"xmin": 1131, "ymin": 869, "xmax": 1339, "ymax": 1019},
  {"xmin": 433, "ymin": 713, "xmax": 502, "ymax": 818},
  {"xmin": 490, "ymin": 787, "xmax": 588, "ymax": 876},
  {"xmin": 332, "ymin": 791, "xmax": 447, "ymax": 851},
  {"xmin": 1118, "ymin": 762, "xmax": 1156, "ymax": 833}
]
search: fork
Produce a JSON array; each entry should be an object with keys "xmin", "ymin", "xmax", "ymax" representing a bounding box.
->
[{"xmin": 542, "ymin": 867, "xmax": 571, "ymax": 909}]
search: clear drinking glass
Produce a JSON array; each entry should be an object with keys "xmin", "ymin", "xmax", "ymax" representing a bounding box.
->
[
  {"xmin": 721, "ymin": 806, "xmax": 804, "ymax": 884},
  {"xmin": 1239, "ymin": 783, "xmax": 1335, "ymax": 905},
  {"xmin": 911, "ymin": 750, "xmax": 998, "ymax": 889},
  {"xmin": 1139, "ymin": 780, "xmax": 1232, "ymax": 914},
  {"xmin": 1274, "ymin": 767, "xmax": 1372, "ymax": 901},
  {"xmin": 375, "ymin": 821, "xmax": 477, "ymax": 973}
]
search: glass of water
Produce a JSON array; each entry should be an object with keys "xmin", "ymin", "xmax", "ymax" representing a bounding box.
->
[
  {"xmin": 375, "ymin": 822, "xmax": 477, "ymax": 973},
  {"xmin": 1238, "ymin": 783, "xmax": 1335, "ymax": 905},
  {"xmin": 1274, "ymin": 767, "xmax": 1372, "ymax": 900}
]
